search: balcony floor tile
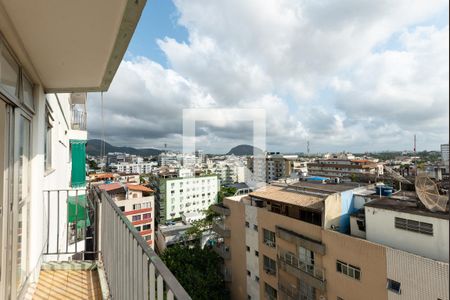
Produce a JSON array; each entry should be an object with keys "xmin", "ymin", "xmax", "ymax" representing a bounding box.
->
[{"xmin": 33, "ymin": 270, "xmax": 101, "ymax": 299}]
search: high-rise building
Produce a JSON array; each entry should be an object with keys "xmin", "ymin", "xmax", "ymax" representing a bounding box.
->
[
  {"xmin": 441, "ymin": 143, "xmax": 449, "ymax": 172},
  {"xmin": 211, "ymin": 182, "xmax": 449, "ymax": 300}
]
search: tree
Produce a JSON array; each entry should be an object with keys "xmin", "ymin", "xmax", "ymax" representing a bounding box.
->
[
  {"xmin": 161, "ymin": 245, "xmax": 227, "ymax": 300},
  {"xmin": 217, "ymin": 186, "xmax": 237, "ymax": 203},
  {"xmin": 185, "ymin": 207, "xmax": 219, "ymax": 243}
]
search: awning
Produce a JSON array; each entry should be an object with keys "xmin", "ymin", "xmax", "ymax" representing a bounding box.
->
[
  {"xmin": 68, "ymin": 194, "xmax": 90, "ymax": 229},
  {"xmin": 70, "ymin": 140, "xmax": 87, "ymax": 188}
]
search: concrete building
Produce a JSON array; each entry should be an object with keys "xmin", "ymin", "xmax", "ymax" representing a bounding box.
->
[
  {"xmin": 308, "ymin": 157, "xmax": 383, "ymax": 180},
  {"xmin": 155, "ymin": 175, "xmax": 219, "ymax": 223},
  {"xmin": 99, "ymin": 183, "xmax": 155, "ymax": 248},
  {"xmin": 212, "ymin": 181, "xmax": 449, "ymax": 300},
  {"xmin": 115, "ymin": 161, "xmax": 156, "ymax": 174}
]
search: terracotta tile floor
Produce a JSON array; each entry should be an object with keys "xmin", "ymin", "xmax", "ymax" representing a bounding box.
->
[{"xmin": 32, "ymin": 269, "xmax": 102, "ymax": 300}]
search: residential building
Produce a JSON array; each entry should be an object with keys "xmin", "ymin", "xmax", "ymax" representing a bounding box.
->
[
  {"xmin": 155, "ymin": 175, "xmax": 219, "ymax": 223},
  {"xmin": 98, "ymin": 183, "xmax": 155, "ymax": 248},
  {"xmin": 212, "ymin": 181, "xmax": 449, "ymax": 300},
  {"xmin": 308, "ymin": 156, "xmax": 383, "ymax": 179},
  {"xmin": 0, "ymin": 1, "xmax": 189, "ymax": 299},
  {"xmin": 442, "ymin": 143, "xmax": 449, "ymax": 172},
  {"xmin": 115, "ymin": 161, "xmax": 156, "ymax": 174}
]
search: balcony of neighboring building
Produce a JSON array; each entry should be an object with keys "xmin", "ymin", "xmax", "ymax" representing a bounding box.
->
[
  {"xmin": 277, "ymin": 249, "xmax": 326, "ymax": 292},
  {"xmin": 210, "ymin": 203, "xmax": 231, "ymax": 216},
  {"xmin": 212, "ymin": 239, "xmax": 231, "ymax": 260},
  {"xmin": 69, "ymin": 93, "xmax": 87, "ymax": 131},
  {"xmin": 276, "ymin": 226, "xmax": 325, "ymax": 255},
  {"xmin": 212, "ymin": 219, "xmax": 231, "ymax": 238},
  {"xmin": 34, "ymin": 187, "xmax": 191, "ymax": 299}
]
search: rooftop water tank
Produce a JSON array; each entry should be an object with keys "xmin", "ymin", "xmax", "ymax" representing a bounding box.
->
[{"xmin": 375, "ymin": 185, "xmax": 393, "ymax": 197}]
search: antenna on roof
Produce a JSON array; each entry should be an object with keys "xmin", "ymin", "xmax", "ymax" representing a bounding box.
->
[{"xmin": 415, "ymin": 174, "xmax": 448, "ymax": 212}]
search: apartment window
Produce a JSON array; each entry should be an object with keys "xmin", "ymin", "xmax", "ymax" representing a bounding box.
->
[
  {"xmin": 336, "ymin": 260, "xmax": 361, "ymax": 280},
  {"xmin": 387, "ymin": 279, "xmax": 401, "ymax": 294},
  {"xmin": 133, "ymin": 204, "xmax": 142, "ymax": 210},
  {"xmin": 132, "ymin": 215, "xmax": 141, "ymax": 222},
  {"xmin": 299, "ymin": 209, "xmax": 322, "ymax": 226},
  {"xmin": 143, "ymin": 213, "xmax": 151, "ymax": 220},
  {"xmin": 0, "ymin": 38, "xmax": 20, "ymax": 98},
  {"xmin": 255, "ymin": 250, "xmax": 259, "ymax": 257},
  {"xmin": 395, "ymin": 217, "xmax": 433, "ymax": 235},
  {"xmin": 245, "ymin": 221, "xmax": 250, "ymax": 228},
  {"xmin": 145, "ymin": 235, "xmax": 152, "ymax": 241},
  {"xmin": 143, "ymin": 224, "xmax": 151, "ymax": 230},
  {"xmin": 263, "ymin": 229, "xmax": 276, "ymax": 247},
  {"xmin": 119, "ymin": 206, "xmax": 125, "ymax": 212},
  {"xmin": 135, "ymin": 226, "xmax": 141, "ymax": 232},
  {"xmin": 263, "ymin": 256, "xmax": 276, "ymax": 275},
  {"xmin": 246, "ymin": 246, "xmax": 250, "ymax": 252},
  {"xmin": 253, "ymin": 224, "xmax": 258, "ymax": 231},
  {"xmin": 264, "ymin": 283, "xmax": 277, "ymax": 300}
]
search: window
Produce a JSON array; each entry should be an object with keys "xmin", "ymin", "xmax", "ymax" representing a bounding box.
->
[
  {"xmin": 253, "ymin": 224, "xmax": 258, "ymax": 231},
  {"xmin": 247, "ymin": 270, "xmax": 251, "ymax": 276},
  {"xmin": 132, "ymin": 215, "xmax": 141, "ymax": 222},
  {"xmin": 119, "ymin": 206, "xmax": 125, "ymax": 212},
  {"xmin": 246, "ymin": 246, "xmax": 250, "ymax": 252},
  {"xmin": 0, "ymin": 38, "xmax": 20, "ymax": 98},
  {"xmin": 263, "ymin": 256, "xmax": 276, "ymax": 275},
  {"xmin": 245, "ymin": 221, "xmax": 249, "ymax": 228},
  {"xmin": 143, "ymin": 213, "xmax": 151, "ymax": 220},
  {"xmin": 145, "ymin": 235, "xmax": 152, "ymax": 241},
  {"xmin": 395, "ymin": 217, "xmax": 433, "ymax": 235},
  {"xmin": 336, "ymin": 260, "xmax": 361, "ymax": 280},
  {"xmin": 264, "ymin": 283, "xmax": 277, "ymax": 300},
  {"xmin": 133, "ymin": 204, "xmax": 142, "ymax": 210},
  {"xmin": 263, "ymin": 229, "xmax": 276, "ymax": 247},
  {"xmin": 143, "ymin": 224, "xmax": 151, "ymax": 230},
  {"xmin": 255, "ymin": 250, "xmax": 259, "ymax": 257},
  {"xmin": 387, "ymin": 279, "xmax": 401, "ymax": 294},
  {"xmin": 135, "ymin": 226, "xmax": 141, "ymax": 232}
]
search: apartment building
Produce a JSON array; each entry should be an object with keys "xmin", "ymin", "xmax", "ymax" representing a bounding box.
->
[
  {"xmin": 0, "ymin": 1, "xmax": 190, "ymax": 299},
  {"xmin": 115, "ymin": 161, "xmax": 156, "ymax": 174},
  {"xmin": 98, "ymin": 182, "xmax": 155, "ymax": 248},
  {"xmin": 212, "ymin": 181, "xmax": 449, "ymax": 300},
  {"xmin": 154, "ymin": 175, "xmax": 219, "ymax": 223},
  {"xmin": 442, "ymin": 144, "xmax": 449, "ymax": 172},
  {"xmin": 308, "ymin": 157, "xmax": 383, "ymax": 179}
]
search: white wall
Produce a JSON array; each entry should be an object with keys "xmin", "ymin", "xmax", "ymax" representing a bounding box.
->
[
  {"xmin": 386, "ymin": 247, "xmax": 449, "ymax": 300},
  {"xmin": 245, "ymin": 205, "xmax": 260, "ymax": 300},
  {"xmin": 365, "ymin": 207, "xmax": 449, "ymax": 262}
]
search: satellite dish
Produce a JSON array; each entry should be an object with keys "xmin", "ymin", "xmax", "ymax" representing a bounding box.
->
[{"xmin": 415, "ymin": 174, "xmax": 448, "ymax": 212}]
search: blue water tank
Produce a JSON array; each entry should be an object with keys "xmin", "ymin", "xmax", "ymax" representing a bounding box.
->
[{"xmin": 375, "ymin": 185, "xmax": 393, "ymax": 197}]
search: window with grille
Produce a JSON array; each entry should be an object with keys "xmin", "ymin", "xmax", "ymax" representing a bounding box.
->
[
  {"xmin": 263, "ymin": 229, "xmax": 276, "ymax": 247},
  {"xmin": 395, "ymin": 217, "xmax": 433, "ymax": 235},
  {"xmin": 263, "ymin": 256, "xmax": 276, "ymax": 275}
]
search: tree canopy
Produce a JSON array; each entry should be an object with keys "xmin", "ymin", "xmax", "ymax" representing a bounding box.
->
[{"xmin": 161, "ymin": 245, "xmax": 227, "ymax": 300}]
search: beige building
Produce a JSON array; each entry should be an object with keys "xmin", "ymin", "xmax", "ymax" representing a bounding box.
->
[{"xmin": 212, "ymin": 181, "xmax": 449, "ymax": 300}]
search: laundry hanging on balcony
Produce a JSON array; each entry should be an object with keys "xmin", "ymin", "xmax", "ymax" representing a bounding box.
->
[
  {"xmin": 70, "ymin": 139, "xmax": 87, "ymax": 188},
  {"xmin": 68, "ymin": 194, "xmax": 91, "ymax": 229}
]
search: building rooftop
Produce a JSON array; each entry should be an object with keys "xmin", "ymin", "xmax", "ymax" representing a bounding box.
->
[
  {"xmin": 98, "ymin": 182, "xmax": 123, "ymax": 192},
  {"xmin": 250, "ymin": 185, "xmax": 324, "ymax": 210},
  {"xmin": 290, "ymin": 181, "xmax": 368, "ymax": 193},
  {"xmin": 126, "ymin": 184, "xmax": 154, "ymax": 193},
  {"xmin": 365, "ymin": 195, "xmax": 450, "ymax": 220}
]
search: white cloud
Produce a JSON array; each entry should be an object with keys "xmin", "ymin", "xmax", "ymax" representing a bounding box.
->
[{"xmin": 88, "ymin": 0, "xmax": 449, "ymax": 153}]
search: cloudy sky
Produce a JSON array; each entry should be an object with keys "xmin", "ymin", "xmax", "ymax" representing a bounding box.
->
[{"xmin": 87, "ymin": 0, "xmax": 449, "ymax": 154}]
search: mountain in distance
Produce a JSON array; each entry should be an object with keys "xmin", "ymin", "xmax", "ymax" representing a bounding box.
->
[
  {"xmin": 86, "ymin": 139, "xmax": 163, "ymax": 157},
  {"xmin": 226, "ymin": 144, "xmax": 263, "ymax": 156}
]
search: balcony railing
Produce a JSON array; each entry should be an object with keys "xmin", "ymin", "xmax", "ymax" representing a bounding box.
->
[
  {"xmin": 42, "ymin": 187, "xmax": 191, "ymax": 299},
  {"xmin": 278, "ymin": 250, "xmax": 326, "ymax": 292},
  {"xmin": 278, "ymin": 283, "xmax": 299, "ymax": 299},
  {"xmin": 210, "ymin": 203, "xmax": 230, "ymax": 216},
  {"xmin": 213, "ymin": 243, "xmax": 231, "ymax": 260},
  {"xmin": 212, "ymin": 220, "xmax": 231, "ymax": 237}
]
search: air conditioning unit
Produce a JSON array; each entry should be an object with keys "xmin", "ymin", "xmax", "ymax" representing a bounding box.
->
[
  {"xmin": 265, "ymin": 241, "xmax": 275, "ymax": 247},
  {"xmin": 330, "ymin": 224, "xmax": 340, "ymax": 231}
]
